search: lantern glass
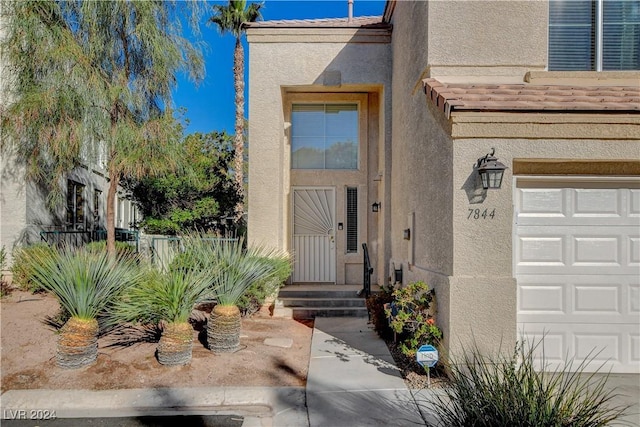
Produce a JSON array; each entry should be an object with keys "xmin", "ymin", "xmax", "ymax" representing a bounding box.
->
[
  {"xmin": 487, "ymin": 170, "xmax": 504, "ymax": 189},
  {"xmin": 480, "ymin": 171, "xmax": 489, "ymax": 189}
]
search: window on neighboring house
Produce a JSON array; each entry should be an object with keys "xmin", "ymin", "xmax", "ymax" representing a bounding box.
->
[
  {"xmin": 291, "ymin": 103, "xmax": 359, "ymax": 170},
  {"xmin": 66, "ymin": 180, "xmax": 85, "ymax": 230},
  {"xmin": 93, "ymin": 189, "xmax": 102, "ymax": 226},
  {"xmin": 346, "ymin": 187, "xmax": 358, "ymax": 253},
  {"xmin": 117, "ymin": 198, "xmax": 124, "ymax": 229},
  {"xmin": 549, "ymin": 0, "xmax": 640, "ymax": 71}
]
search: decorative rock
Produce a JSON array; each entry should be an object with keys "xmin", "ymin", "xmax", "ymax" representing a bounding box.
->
[{"xmin": 263, "ymin": 337, "xmax": 293, "ymax": 348}]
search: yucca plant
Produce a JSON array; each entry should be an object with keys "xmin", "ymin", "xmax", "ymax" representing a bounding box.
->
[
  {"xmin": 236, "ymin": 253, "xmax": 292, "ymax": 316},
  {"xmin": 425, "ymin": 340, "xmax": 629, "ymax": 426},
  {"xmin": 182, "ymin": 236, "xmax": 291, "ymax": 353},
  {"xmin": 111, "ymin": 262, "xmax": 214, "ymax": 366},
  {"xmin": 25, "ymin": 247, "xmax": 140, "ymax": 369}
]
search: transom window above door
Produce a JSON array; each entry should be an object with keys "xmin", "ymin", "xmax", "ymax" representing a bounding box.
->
[{"xmin": 291, "ymin": 103, "xmax": 359, "ymax": 170}]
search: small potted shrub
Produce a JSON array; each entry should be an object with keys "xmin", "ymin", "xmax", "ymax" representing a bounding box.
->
[{"xmin": 385, "ymin": 281, "xmax": 442, "ymax": 358}]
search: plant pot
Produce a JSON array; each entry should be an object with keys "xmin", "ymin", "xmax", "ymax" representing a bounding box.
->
[
  {"xmin": 157, "ymin": 322, "xmax": 194, "ymax": 366},
  {"xmin": 56, "ymin": 317, "xmax": 99, "ymax": 369},
  {"xmin": 207, "ymin": 304, "xmax": 241, "ymax": 353}
]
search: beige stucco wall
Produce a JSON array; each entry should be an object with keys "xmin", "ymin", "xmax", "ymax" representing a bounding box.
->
[
  {"xmin": 426, "ymin": 0, "xmax": 548, "ymax": 81},
  {"xmin": 247, "ymin": 29, "xmax": 392, "ymax": 284},
  {"xmin": 449, "ymin": 124, "xmax": 640, "ymax": 355},
  {"xmin": 388, "ymin": 0, "xmax": 456, "ymax": 352},
  {"xmin": 388, "ymin": 0, "xmax": 640, "ymax": 358}
]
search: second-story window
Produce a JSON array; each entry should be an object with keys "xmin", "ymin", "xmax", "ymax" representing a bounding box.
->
[
  {"xmin": 291, "ymin": 103, "xmax": 359, "ymax": 170},
  {"xmin": 549, "ymin": 0, "xmax": 639, "ymax": 71}
]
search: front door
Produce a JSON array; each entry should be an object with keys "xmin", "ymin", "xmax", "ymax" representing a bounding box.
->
[{"xmin": 292, "ymin": 187, "xmax": 336, "ymax": 283}]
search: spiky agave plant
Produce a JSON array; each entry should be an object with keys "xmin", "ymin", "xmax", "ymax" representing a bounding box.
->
[
  {"xmin": 111, "ymin": 262, "xmax": 214, "ymax": 366},
  {"xmin": 183, "ymin": 236, "xmax": 291, "ymax": 353},
  {"xmin": 26, "ymin": 247, "xmax": 140, "ymax": 369}
]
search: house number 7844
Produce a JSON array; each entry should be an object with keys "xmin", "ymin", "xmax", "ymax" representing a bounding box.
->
[{"xmin": 467, "ymin": 208, "xmax": 496, "ymax": 220}]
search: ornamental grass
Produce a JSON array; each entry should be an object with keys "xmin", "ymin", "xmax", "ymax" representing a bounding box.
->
[{"xmin": 424, "ymin": 340, "xmax": 629, "ymax": 427}]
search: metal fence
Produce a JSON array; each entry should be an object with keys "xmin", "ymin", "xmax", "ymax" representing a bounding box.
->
[
  {"xmin": 40, "ymin": 229, "xmax": 139, "ymax": 251},
  {"xmin": 149, "ymin": 236, "xmax": 237, "ymax": 270}
]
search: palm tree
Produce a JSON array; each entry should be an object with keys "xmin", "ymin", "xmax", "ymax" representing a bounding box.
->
[
  {"xmin": 25, "ymin": 247, "xmax": 141, "ymax": 369},
  {"xmin": 209, "ymin": 0, "xmax": 263, "ymax": 224}
]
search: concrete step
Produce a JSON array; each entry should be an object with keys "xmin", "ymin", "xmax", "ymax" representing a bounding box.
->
[
  {"xmin": 279, "ymin": 297, "xmax": 366, "ymax": 308},
  {"xmin": 278, "ymin": 289, "xmax": 364, "ymax": 299},
  {"xmin": 278, "ymin": 284, "xmax": 379, "ymax": 299},
  {"xmin": 291, "ymin": 306, "xmax": 369, "ymax": 320}
]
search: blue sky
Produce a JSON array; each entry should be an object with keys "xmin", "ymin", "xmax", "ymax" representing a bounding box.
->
[{"xmin": 172, "ymin": 0, "xmax": 386, "ymax": 135}]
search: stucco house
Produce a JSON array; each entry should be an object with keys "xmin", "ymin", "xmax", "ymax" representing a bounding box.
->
[{"xmin": 246, "ymin": 0, "xmax": 640, "ymax": 373}]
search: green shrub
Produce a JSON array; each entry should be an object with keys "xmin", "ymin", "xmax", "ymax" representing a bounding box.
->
[
  {"xmin": 140, "ymin": 218, "xmax": 180, "ymax": 235},
  {"xmin": 1, "ymin": 246, "xmax": 12, "ymax": 298},
  {"xmin": 237, "ymin": 254, "xmax": 292, "ymax": 316},
  {"xmin": 365, "ymin": 286, "xmax": 395, "ymax": 340},
  {"xmin": 385, "ymin": 281, "xmax": 442, "ymax": 358},
  {"xmin": 425, "ymin": 340, "xmax": 629, "ymax": 427},
  {"xmin": 85, "ymin": 241, "xmax": 136, "ymax": 257},
  {"xmin": 10, "ymin": 243, "xmax": 58, "ymax": 292}
]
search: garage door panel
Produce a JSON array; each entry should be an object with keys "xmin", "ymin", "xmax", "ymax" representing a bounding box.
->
[
  {"xmin": 518, "ymin": 322, "xmax": 640, "ymax": 373},
  {"xmin": 573, "ymin": 188, "xmax": 621, "ymax": 217},
  {"xmin": 516, "ymin": 227, "xmax": 638, "ymax": 275},
  {"xmin": 630, "ymin": 237, "xmax": 640, "ymax": 266},
  {"xmin": 631, "ymin": 285, "xmax": 640, "ymax": 314},
  {"xmin": 630, "ymin": 189, "xmax": 640, "ymax": 216},
  {"xmin": 632, "ymin": 335, "xmax": 640, "ymax": 364},
  {"xmin": 574, "ymin": 285, "xmax": 620, "ymax": 314},
  {"xmin": 518, "ymin": 284, "xmax": 565, "ymax": 313},
  {"xmin": 518, "ymin": 275, "xmax": 636, "ymax": 323},
  {"xmin": 518, "ymin": 188, "xmax": 566, "ymax": 217},
  {"xmin": 516, "ymin": 186, "xmax": 639, "ymax": 227},
  {"xmin": 518, "ymin": 236, "xmax": 565, "ymax": 266},
  {"xmin": 517, "ymin": 329, "xmax": 567, "ymax": 368}
]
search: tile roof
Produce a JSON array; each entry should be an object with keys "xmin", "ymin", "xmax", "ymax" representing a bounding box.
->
[
  {"xmin": 246, "ymin": 16, "xmax": 387, "ymax": 29},
  {"xmin": 423, "ymin": 78, "xmax": 640, "ymax": 118}
]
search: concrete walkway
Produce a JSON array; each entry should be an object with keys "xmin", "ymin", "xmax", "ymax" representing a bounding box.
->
[{"xmin": 307, "ymin": 317, "xmax": 430, "ymax": 427}]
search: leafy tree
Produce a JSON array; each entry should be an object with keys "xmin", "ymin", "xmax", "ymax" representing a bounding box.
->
[
  {"xmin": 123, "ymin": 131, "xmax": 240, "ymax": 235},
  {"xmin": 209, "ymin": 0, "xmax": 263, "ymax": 224},
  {"xmin": 0, "ymin": 0, "xmax": 204, "ymax": 255}
]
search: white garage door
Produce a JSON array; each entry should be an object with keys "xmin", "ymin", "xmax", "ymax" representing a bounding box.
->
[{"xmin": 515, "ymin": 179, "xmax": 640, "ymax": 373}]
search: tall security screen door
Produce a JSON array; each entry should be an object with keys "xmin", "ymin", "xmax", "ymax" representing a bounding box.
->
[{"xmin": 292, "ymin": 188, "xmax": 336, "ymax": 283}]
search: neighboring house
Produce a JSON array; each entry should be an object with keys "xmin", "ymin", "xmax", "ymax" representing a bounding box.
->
[
  {"xmin": 246, "ymin": 0, "xmax": 640, "ymax": 373},
  {"xmin": 0, "ymin": 153, "xmax": 140, "ymax": 273}
]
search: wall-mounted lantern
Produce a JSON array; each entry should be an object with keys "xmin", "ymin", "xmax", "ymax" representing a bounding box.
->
[
  {"xmin": 371, "ymin": 202, "xmax": 381, "ymax": 212},
  {"xmin": 476, "ymin": 148, "xmax": 508, "ymax": 190}
]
